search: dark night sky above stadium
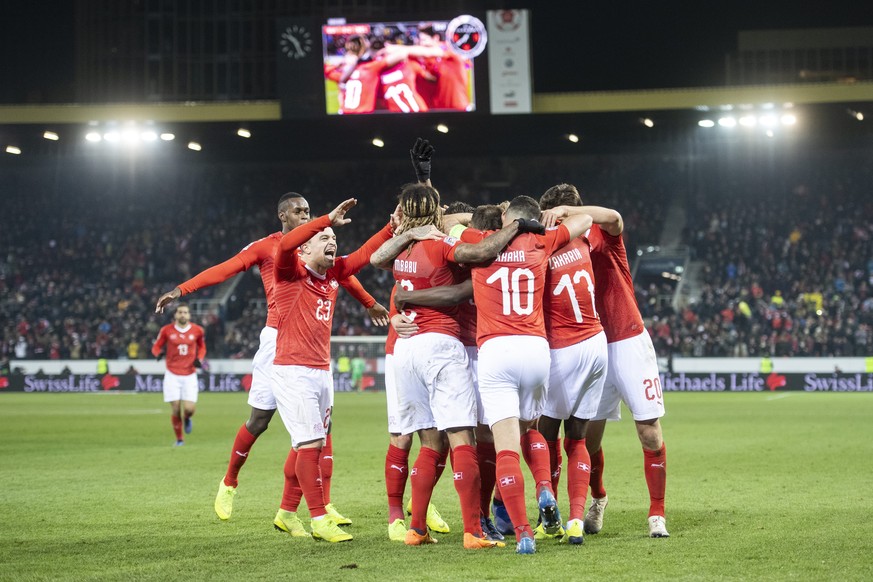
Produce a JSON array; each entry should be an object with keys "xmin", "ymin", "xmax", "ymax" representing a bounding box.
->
[{"xmin": 0, "ymin": 1, "xmax": 871, "ymax": 102}]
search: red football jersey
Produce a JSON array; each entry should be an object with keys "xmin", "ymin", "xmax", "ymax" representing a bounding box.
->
[
  {"xmin": 273, "ymin": 215, "xmax": 392, "ymax": 369},
  {"xmin": 459, "ymin": 226, "xmax": 571, "ymax": 348},
  {"xmin": 392, "ymin": 238, "xmax": 460, "ymax": 338},
  {"xmin": 327, "ymin": 59, "xmax": 386, "ymax": 114},
  {"xmin": 544, "ymin": 235, "xmax": 603, "ymax": 349},
  {"xmin": 177, "ymin": 233, "xmax": 374, "ymax": 329},
  {"xmin": 379, "ymin": 61, "xmax": 429, "ymax": 113},
  {"xmin": 385, "ymin": 286, "xmax": 399, "ymax": 356},
  {"xmin": 151, "ymin": 323, "xmax": 206, "ymax": 375},
  {"xmin": 587, "ymin": 224, "xmax": 645, "ymax": 343},
  {"xmin": 420, "ymin": 48, "xmax": 471, "ymax": 110}
]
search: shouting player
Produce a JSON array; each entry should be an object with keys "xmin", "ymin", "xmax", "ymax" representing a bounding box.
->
[
  {"xmin": 151, "ymin": 303, "xmax": 206, "ymax": 446},
  {"xmin": 540, "ymin": 184, "xmax": 669, "ymax": 538},
  {"xmin": 154, "ymin": 193, "xmax": 386, "ymax": 527},
  {"xmin": 268, "ymin": 197, "xmax": 402, "ymax": 543}
]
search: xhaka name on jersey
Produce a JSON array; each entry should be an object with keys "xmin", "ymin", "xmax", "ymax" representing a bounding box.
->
[{"xmin": 496, "ymin": 250, "xmax": 525, "ymax": 263}]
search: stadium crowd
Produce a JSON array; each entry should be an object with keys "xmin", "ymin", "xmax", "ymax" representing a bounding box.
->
[{"xmin": 3, "ymin": 148, "xmax": 870, "ymax": 362}]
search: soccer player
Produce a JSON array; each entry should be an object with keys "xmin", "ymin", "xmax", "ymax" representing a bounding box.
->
[
  {"xmin": 392, "ymin": 201, "xmax": 507, "ymax": 542},
  {"xmin": 456, "ymin": 195, "xmax": 592, "ymax": 554},
  {"xmin": 534, "ymin": 193, "xmax": 608, "ymax": 545},
  {"xmin": 154, "ymin": 193, "xmax": 387, "ymax": 526},
  {"xmin": 371, "ymin": 188, "xmax": 559, "ymax": 547},
  {"xmin": 269, "ymin": 197, "xmax": 413, "ymax": 542},
  {"xmin": 370, "ymin": 184, "xmax": 531, "ymax": 549},
  {"xmin": 415, "ymin": 22, "xmax": 473, "ymax": 111},
  {"xmin": 150, "ymin": 304, "xmax": 205, "ymax": 446},
  {"xmin": 540, "ymin": 184, "xmax": 669, "ymax": 538}
]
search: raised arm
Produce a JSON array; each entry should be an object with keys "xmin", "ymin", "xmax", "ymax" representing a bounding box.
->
[
  {"xmin": 276, "ymin": 198, "xmax": 357, "ymax": 277},
  {"xmin": 541, "ymin": 205, "xmax": 622, "ymax": 236},
  {"xmin": 394, "ymin": 278, "xmax": 473, "ymax": 310},
  {"xmin": 370, "ymin": 225, "xmax": 445, "ymax": 270}
]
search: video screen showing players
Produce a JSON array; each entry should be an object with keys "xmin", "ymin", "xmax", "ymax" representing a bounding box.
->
[{"xmin": 322, "ymin": 16, "xmax": 486, "ymax": 115}]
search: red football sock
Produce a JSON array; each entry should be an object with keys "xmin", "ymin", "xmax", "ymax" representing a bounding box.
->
[
  {"xmin": 280, "ymin": 448, "xmax": 303, "ymax": 512},
  {"xmin": 643, "ymin": 443, "xmax": 667, "ymax": 517},
  {"xmin": 434, "ymin": 447, "xmax": 449, "ymax": 484},
  {"xmin": 223, "ymin": 424, "xmax": 258, "ymax": 488},
  {"xmin": 296, "ymin": 448, "xmax": 326, "ymax": 518},
  {"xmin": 589, "ymin": 446, "xmax": 607, "ymax": 498},
  {"xmin": 385, "ymin": 444, "xmax": 410, "ymax": 523},
  {"xmin": 521, "ymin": 429, "xmax": 553, "ymax": 495},
  {"xmin": 476, "ymin": 441, "xmax": 496, "ymax": 517},
  {"xmin": 171, "ymin": 416, "xmax": 183, "ymax": 440},
  {"xmin": 495, "ymin": 450, "xmax": 533, "ymax": 542},
  {"xmin": 319, "ymin": 434, "xmax": 334, "ymax": 504},
  {"xmin": 546, "ymin": 438, "xmax": 563, "ymax": 500},
  {"xmin": 451, "ymin": 445, "xmax": 484, "ymax": 535},
  {"xmin": 409, "ymin": 446, "xmax": 441, "ymax": 532},
  {"xmin": 564, "ymin": 438, "xmax": 592, "ymax": 521}
]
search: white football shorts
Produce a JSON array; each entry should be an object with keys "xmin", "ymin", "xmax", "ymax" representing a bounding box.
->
[
  {"xmin": 272, "ymin": 364, "xmax": 333, "ymax": 448},
  {"xmin": 246, "ymin": 326, "xmax": 279, "ymax": 411},
  {"xmin": 393, "ymin": 332, "xmax": 477, "ymax": 433},
  {"xmin": 543, "ymin": 331, "xmax": 608, "ymax": 421},
  {"xmin": 465, "ymin": 345, "xmax": 486, "ymax": 425},
  {"xmin": 593, "ymin": 329, "xmax": 665, "ymax": 421},
  {"xmin": 384, "ymin": 354, "xmax": 405, "ymax": 434},
  {"xmin": 478, "ymin": 335, "xmax": 550, "ymax": 425},
  {"xmin": 162, "ymin": 370, "xmax": 199, "ymax": 403}
]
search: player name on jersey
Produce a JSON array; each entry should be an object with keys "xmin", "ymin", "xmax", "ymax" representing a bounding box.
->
[
  {"xmin": 496, "ymin": 249, "xmax": 525, "ymax": 263},
  {"xmin": 394, "ymin": 259, "xmax": 417, "ymax": 273},
  {"xmin": 549, "ymin": 247, "xmax": 584, "ymax": 270}
]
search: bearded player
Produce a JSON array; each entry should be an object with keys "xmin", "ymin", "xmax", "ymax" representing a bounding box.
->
[
  {"xmin": 154, "ymin": 193, "xmax": 387, "ymax": 528},
  {"xmin": 540, "ymin": 184, "xmax": 669, "ymax": 538}
]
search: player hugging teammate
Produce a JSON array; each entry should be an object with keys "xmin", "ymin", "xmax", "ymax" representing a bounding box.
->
[{"xmin": 154, "ymin": 137, "xmax": 668, "ymax": 551}]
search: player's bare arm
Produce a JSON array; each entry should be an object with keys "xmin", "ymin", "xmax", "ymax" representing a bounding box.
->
[
  {"xmin": 443, "ymin": 212, "xmax": 472, "ymax": 232},
  {"xmin": 541, "ymin": 205, "xmax": 622, "ymax": 235},
  {"xmin": 394, "ymin": 278, "xmax": 473, "ymax": 310},
  {"xmin": 450, "ymin": 221, "xmax": 523, "ymax": 264},
  {"xmin": 155, "ymin": 287, "xmax": 182, "ymax": 313},
  {"xmin": 369, "ymin": 225, "xmax": 445, "ymax": 270}
]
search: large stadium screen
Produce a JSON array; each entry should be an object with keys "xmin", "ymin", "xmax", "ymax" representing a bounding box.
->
[{"xmin": 321, "ymin": 16, "xmax": 487, "ymax": 115}]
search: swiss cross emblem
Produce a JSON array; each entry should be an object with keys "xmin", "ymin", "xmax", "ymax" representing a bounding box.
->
[
  {"xmin": 170, "ymin": 334, "xmax": 177, "ymax": 339},
  {"xmin": 530, "ymin": 442, "xmax": 546, "ymax": 450},
  {"xmin": 330, "ymin": 279, "xmax": 339, "ymax": 289},
  {"xmin": 453, "ymin": 471, "xmax": 463, "ymax": 480},
  {"xmin": 578, "ymin": 462, "xmax": 591, "ymax": 472},
  {"xmin": 499, "ymin": 476, "xmax": 516, "ymax": 487},
  {"xmin": 411, "ymin": 468, "xmax": 418, "ymax": 476},
  {"xmin": 188, "ymin": 334, "xmax": 194, "ymax": 340}
]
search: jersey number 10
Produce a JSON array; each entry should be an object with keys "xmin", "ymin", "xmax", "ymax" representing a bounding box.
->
[{"xmin": 486, "ymin": 267, "xmax": 535, "ymax": 316}]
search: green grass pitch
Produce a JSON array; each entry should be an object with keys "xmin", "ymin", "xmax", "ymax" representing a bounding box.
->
[{"xmin": 2, "ymin": 391, "xmax": 872, "ymax": 581}]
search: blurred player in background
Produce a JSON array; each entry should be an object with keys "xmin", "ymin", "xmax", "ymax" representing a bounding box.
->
[
  {"xmin": 540, "ymin": 184, "xmax": 669, "ymax": 538},
  {"xmin": 414, "ymin": 22, "xmax": 472, "ymax": 111},
  {"xmin": 151, "ymin": 304, "xmax": 205, "ymax": 447},
  {"xmin": 269, "ymin": 198, "xmax": 395, "ymax": 543},
  {"xmin": 154, "ymin": 193, "xmax": 387, "ymax": 527}
]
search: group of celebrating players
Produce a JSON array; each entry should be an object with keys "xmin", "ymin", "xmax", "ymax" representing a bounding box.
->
[
  {"xmin": 324, "ymin": 22, "xmax": 472, "ymax": 114},
  {"xmin": 153, "ymin": 138, "xmax": 669, "ymax": 554}
]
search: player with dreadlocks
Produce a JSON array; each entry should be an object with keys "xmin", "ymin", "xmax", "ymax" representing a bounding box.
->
[{"xmin": 370, "ymin": 152, "xmax": 543, "ymax": 548}]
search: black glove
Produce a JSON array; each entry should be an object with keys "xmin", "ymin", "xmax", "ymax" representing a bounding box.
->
[
  {"xmin": 410, "ymin": 138, "xmax": 435, "ymax": 182},
  {"xmin": 193, "ymin": 359, "xmax": 202, "ymax": 369},
  {"xmin": 515, "ymin": 218, "xmax": 546, "ymax": 235},
  {"xmin": 155, "ymin": 353, "xmax": 164, "ymax": 361}
]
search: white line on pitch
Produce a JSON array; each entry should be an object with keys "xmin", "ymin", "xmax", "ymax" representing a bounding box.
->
[{"xmin": 765, "ymin": 393, "xmax": 793, "ymax": 401}]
